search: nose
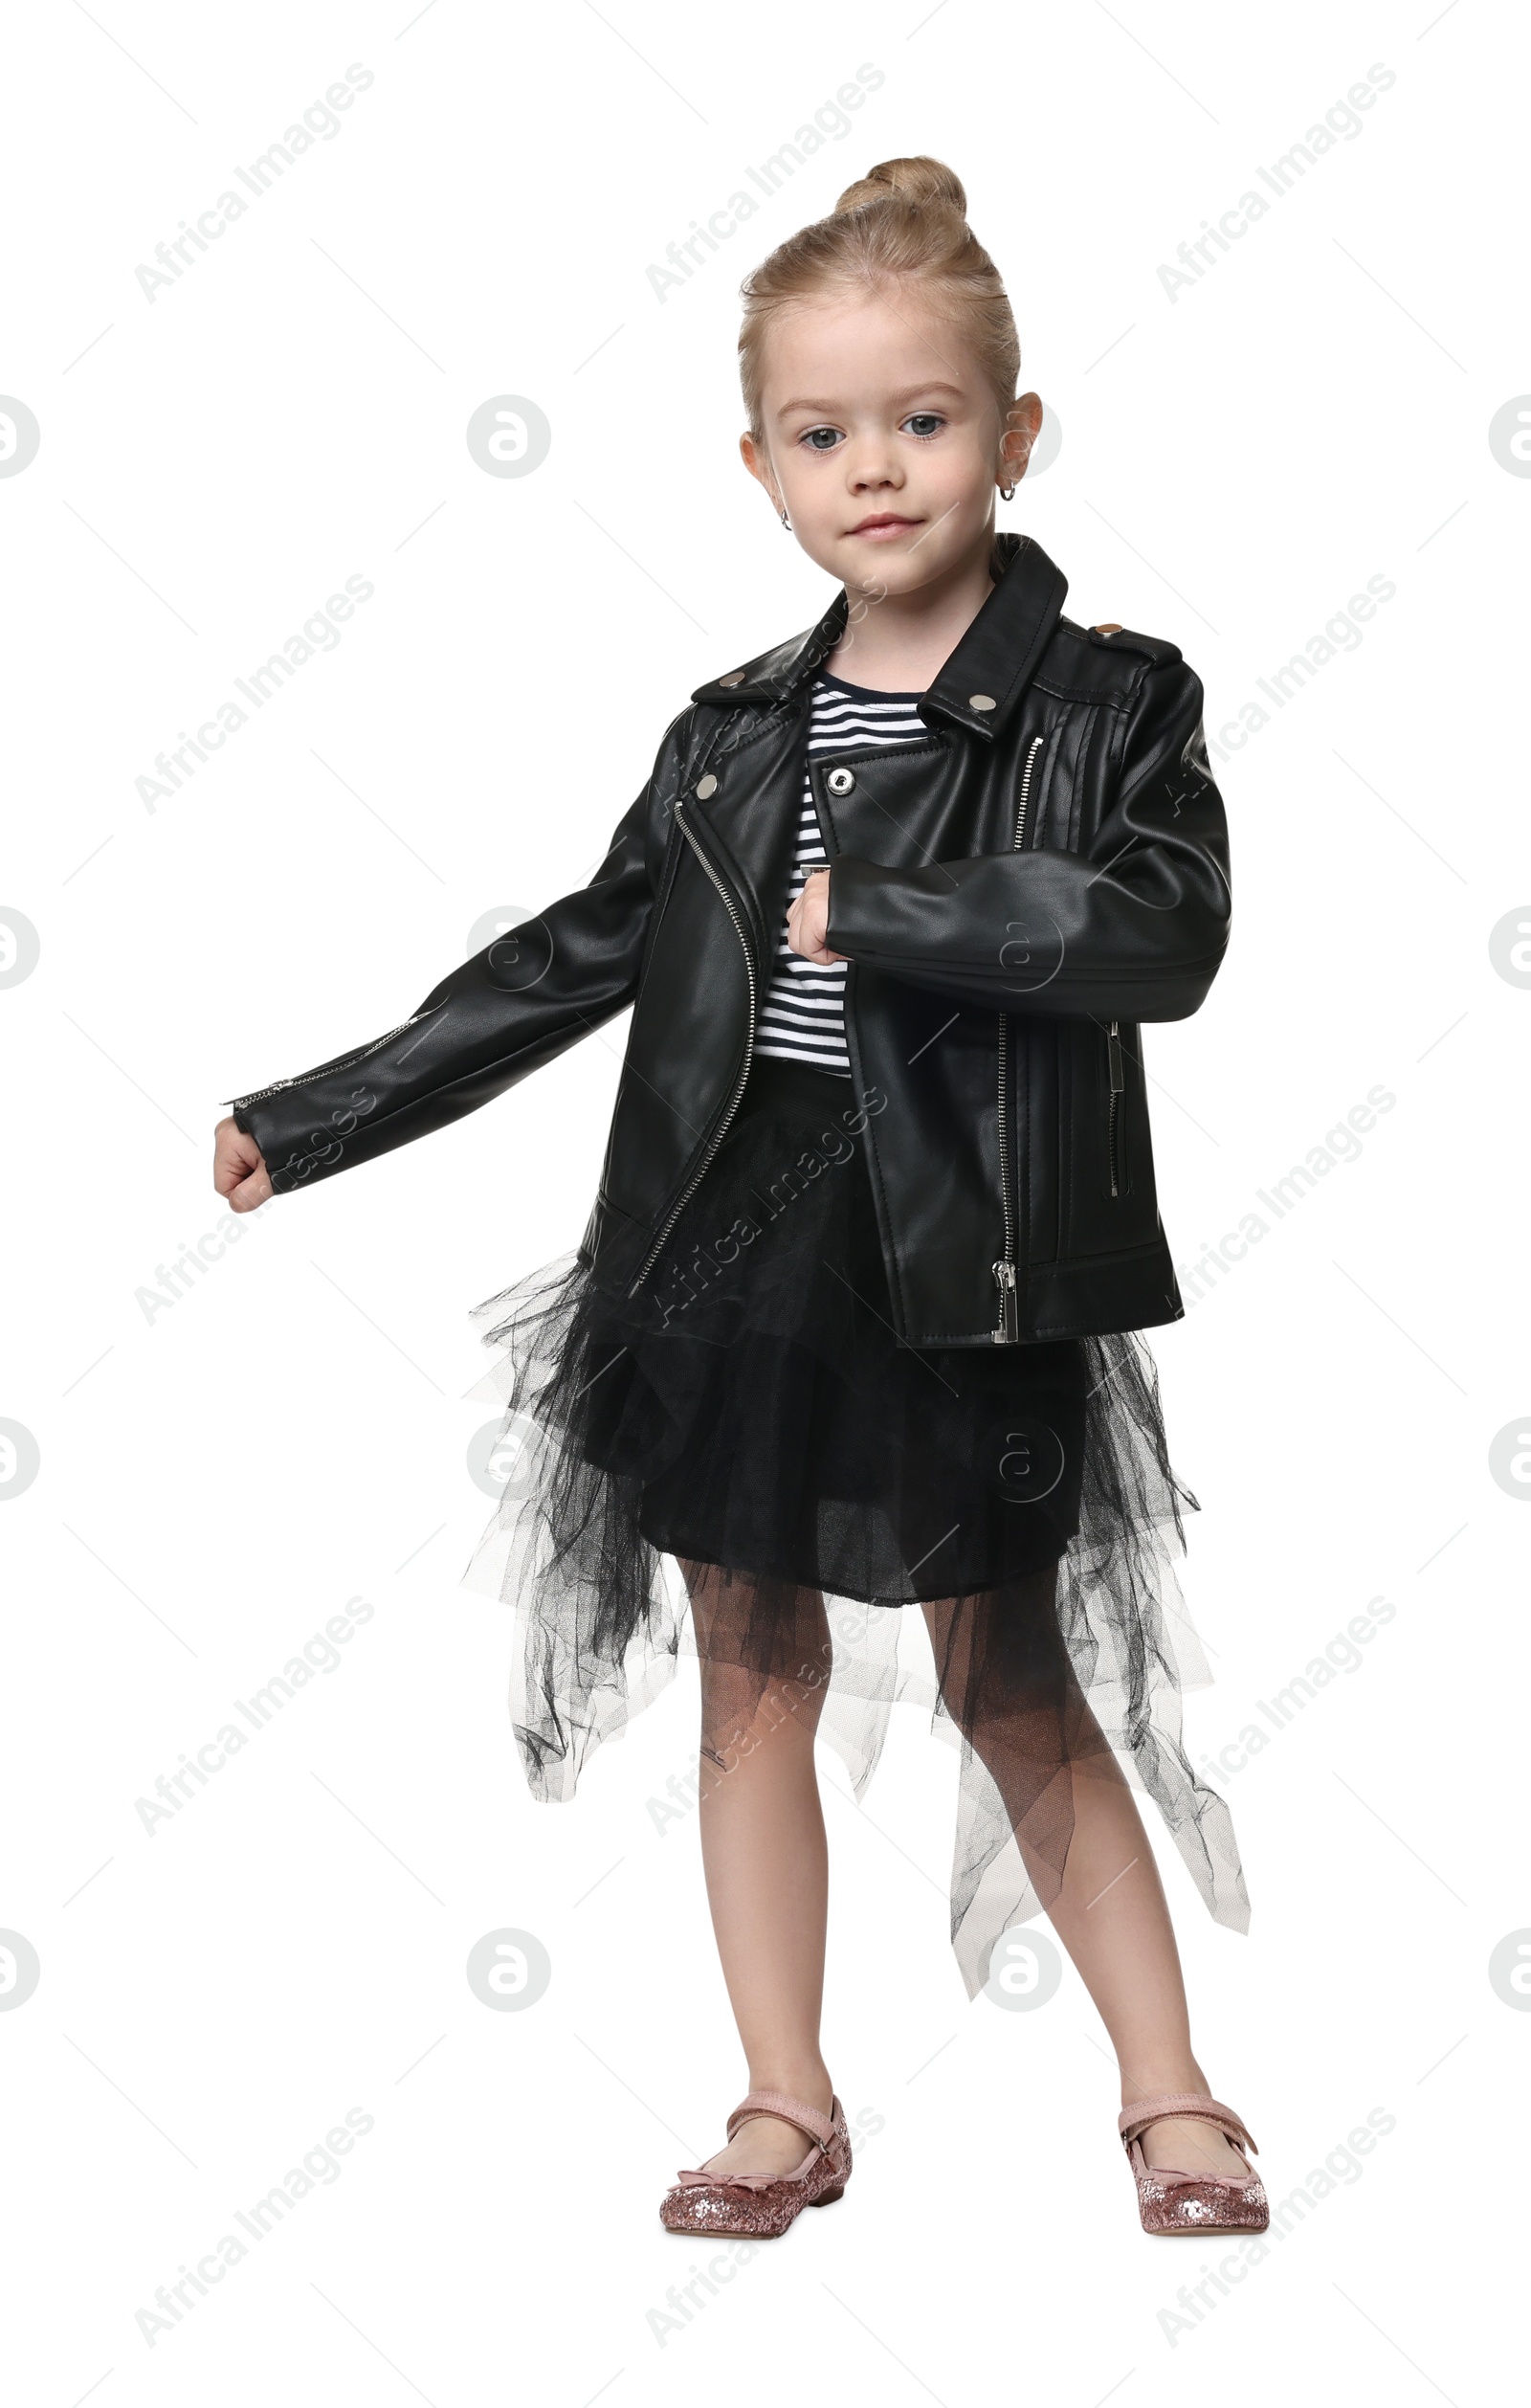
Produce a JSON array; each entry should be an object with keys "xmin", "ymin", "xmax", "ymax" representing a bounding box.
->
[{"xmin": 844, "ymin": 435, "xmax": 903, "ymax": 494}]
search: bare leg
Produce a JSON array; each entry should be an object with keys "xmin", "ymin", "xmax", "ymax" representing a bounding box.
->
[
  {"xmin": 678, "ymin": 1556, "xmax": 835, "ymax": 2179},
  {"xmin": 922, "ymin": 1586, "xmax": 1248, "ymax": 2179}
]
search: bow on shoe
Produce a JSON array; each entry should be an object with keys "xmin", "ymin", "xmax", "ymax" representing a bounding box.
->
[{"xmin": 672, "ymin": 2165, "xmax": 781, "ymax": 2195}]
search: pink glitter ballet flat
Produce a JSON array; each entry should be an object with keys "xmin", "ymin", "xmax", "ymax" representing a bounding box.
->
[
  {"xmin": 659, "ymin": 2089, "xmax": 853, "ymax": 2239},
  {"xmin": 1119, "ymin": 2093, "xmax": 1269, "ymax": 2237}
]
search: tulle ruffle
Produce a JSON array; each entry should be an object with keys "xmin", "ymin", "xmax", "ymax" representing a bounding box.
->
[{"xmin": 459, "ymin": 1060, "xmax": 1249, "ymax": 1997}]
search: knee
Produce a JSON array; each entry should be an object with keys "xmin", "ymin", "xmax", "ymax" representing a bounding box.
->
[
  {"xmin": 699, "ymin": 1663, "xmax": 827, "ymax": 1764},
  {"xmin": 936, "ymin": 1662, "xmax": 1075, "ymax": 1757}
]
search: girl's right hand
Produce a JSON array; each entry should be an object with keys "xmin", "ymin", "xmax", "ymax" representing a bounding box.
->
[{"xmin": 213, "ymin": 1114, "xmax": 274, "ymax": 1213}]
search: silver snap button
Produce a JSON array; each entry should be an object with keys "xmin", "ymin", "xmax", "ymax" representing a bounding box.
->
[
  {"xmin": 826, "ymin": 766, "xmax": 855, "ymax": 796},
  {"xmin": 719, "ymin": 670, "xmax": 744, "ymax": 687},
  {"xmin": 695, "ymin": 772, "xmax": 718, "ymax": 799},
  {"xmin": 968, "ymin": 693, "xmax": 997, "ymax": 712}
]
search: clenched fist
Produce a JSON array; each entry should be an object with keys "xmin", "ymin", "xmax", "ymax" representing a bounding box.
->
[
  {"xmin": 212, "ymin": 1115, "xmax": 274, "ymax": 1213},
  {"xmin": 786, "ymin": 866, "xmax": 845, "ymax": 967}
]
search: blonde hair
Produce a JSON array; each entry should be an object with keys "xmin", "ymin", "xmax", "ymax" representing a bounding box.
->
[{"xmin": 738, "ymin": 155, "xmax": 1021, "ymax": 445}]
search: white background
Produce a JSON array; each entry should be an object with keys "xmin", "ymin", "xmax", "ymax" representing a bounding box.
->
[{"xmin": 1, "ymin": 2, "xmax": 1522, "ymax": 2399}]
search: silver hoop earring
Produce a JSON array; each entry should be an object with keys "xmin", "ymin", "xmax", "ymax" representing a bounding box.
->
[
  {"xmin": 780, "ymin": 507, "xmax": 792, "ymax": 530},
  {"xmin": 1000, "ymin": 481, "xmax": 1016, "ymax": 502}
]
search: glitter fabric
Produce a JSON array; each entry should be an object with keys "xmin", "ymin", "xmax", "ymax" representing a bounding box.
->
[
  {"xmin": 1119, "ymin": 2095, "xmax": 1269, "ymax": 2236},
  {"xmin": 659, "ymin": 2092, "xmax": 853, "ymax": 2239}
]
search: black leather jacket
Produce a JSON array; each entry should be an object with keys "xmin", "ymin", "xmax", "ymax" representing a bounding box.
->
[{"xmin": 225, "ymin": 532, "xmax": 1231, "ymax": 1348}]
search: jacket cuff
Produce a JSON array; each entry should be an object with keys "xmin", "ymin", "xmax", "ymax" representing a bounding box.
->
[
  {"xmin": 824, "ymin": 855, "xmax": 895, "ymax": 962},
  {"xmin": 223, "ymin": 1064, "xmax": 413, "ymax": 1193}
]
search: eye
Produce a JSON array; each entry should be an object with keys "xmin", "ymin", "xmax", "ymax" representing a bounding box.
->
[
  {"xmin": 797, "ymin": 425, "xmax": 843, "ymax": 453},
  {"xmin": 901, "ymin": 412, "xmax": 945, "ymax": 439}
]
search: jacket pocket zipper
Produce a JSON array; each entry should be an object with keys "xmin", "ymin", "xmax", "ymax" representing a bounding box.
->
[
  {"xmin": 222, "ymin": 1011, "xmax": 436, "ymax": 1112},
  {"xmin": 992, "ymin": 731, "xmax": 1045, "ymax": 1342},
  {"xmin": 1106, "ymin": 1018, "xmax": 1124, "ymax": 1197},
  {"xmin": 629, "ymin": 796, "xmax": 757, "ymax": 1295}
]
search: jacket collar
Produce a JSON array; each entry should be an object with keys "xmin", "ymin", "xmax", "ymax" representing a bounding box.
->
[{"xmin": 690, "ymin": 530, "xmax": 1069, "ymax": 742}]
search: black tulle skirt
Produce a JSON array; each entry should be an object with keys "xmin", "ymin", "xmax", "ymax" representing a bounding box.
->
[{"xmin": 461, "ymin": 1056, "xmax": 1249, "ymax": 1996}]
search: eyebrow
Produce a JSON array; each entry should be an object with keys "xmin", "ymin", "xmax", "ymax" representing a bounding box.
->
[{"xmin": 774, "ymin": 381, "xmax": 968, "ymax": 419}]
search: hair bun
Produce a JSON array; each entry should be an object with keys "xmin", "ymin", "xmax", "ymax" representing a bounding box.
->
[{"xmin": 833, "ymin": 155, "xmax": 966, "ymax": 218}]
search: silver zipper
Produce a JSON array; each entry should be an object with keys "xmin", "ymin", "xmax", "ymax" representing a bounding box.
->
[
  {"xmin": 1106, "ymin": 1017, "xmax": 1124, "ymax": 1196},
  {"xmin": 992, "ymin": 732, "xmax": 1045, "ymax": 1342},
  {"xmin": 222, "ymin": 1010, "xmax": 434, "ymax": 1111},
  {"xmin": 629, "ymin": 796, "xmax": 758, "ymax": 1295}
]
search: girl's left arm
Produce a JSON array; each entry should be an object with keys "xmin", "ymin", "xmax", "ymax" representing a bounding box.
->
[{"xmin": 823, "ymin": 657, "xmax": 1231, "ymax": 1022}]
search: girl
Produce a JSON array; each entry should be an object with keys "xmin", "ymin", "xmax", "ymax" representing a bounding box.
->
[{"xmin": 214, "ymin": 155, "xmax": 1265, "ymax": 2241}]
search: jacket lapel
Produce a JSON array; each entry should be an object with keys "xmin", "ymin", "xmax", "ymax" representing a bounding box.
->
[
  {"xmin": 921, "ymin": 534, "xmax": 1069, "ymax": 741},
  {"xmin": 679, "ymin": 696, "xmax": 811, "ymax": 971}
]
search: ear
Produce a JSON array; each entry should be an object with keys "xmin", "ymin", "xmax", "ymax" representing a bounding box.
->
[
  {"xmin": 1000, "ymin": 392, "xmax": 1043, "ymax": 483},
  {"xmin": 739, "ymin": 431, "xmax": 783, "ymax": 511}
]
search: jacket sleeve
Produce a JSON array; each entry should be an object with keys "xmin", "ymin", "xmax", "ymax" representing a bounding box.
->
[
  {"xmin": 823, "ymin": 657, "xmax": 1231, "ymax": 1021},
  {"xmin": 223, "ymin": 744, "xmax": 677, "ymax": 1195}
]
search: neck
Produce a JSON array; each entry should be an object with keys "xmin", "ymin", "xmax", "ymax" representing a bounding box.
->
[{"xmin": 826, "ymin": 532, "xmax": 999, "ymax": 693}]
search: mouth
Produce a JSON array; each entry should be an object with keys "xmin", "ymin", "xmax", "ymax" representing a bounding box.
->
[{"xmin": 846, "ymin": 513, "xmax": 923, "ymax": 539}]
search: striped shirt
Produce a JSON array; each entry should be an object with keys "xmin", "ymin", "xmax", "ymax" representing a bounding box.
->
[{"xmin": 755, "ymin": 672, "xmax": 925, "ymax": 1077}]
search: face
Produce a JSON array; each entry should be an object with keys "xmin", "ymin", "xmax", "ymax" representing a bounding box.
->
[{"xmin": 741, "ymin": 282, "xmax": 1040, "ymax": 600}]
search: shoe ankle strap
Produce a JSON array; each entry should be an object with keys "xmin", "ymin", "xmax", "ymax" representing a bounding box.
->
[
  {"xmin": 726, "ymin": 2089, "xmax": 837, "ymax": 2152},
  {"xmin": 1118, "ymin": 2093, "xmax": 1258, "ymax": 2155}
]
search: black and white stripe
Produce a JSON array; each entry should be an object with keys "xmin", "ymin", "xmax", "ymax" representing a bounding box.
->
[{"xmin": 755, "ymin": 673, "xmax": 926, "ymax": 1077}]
